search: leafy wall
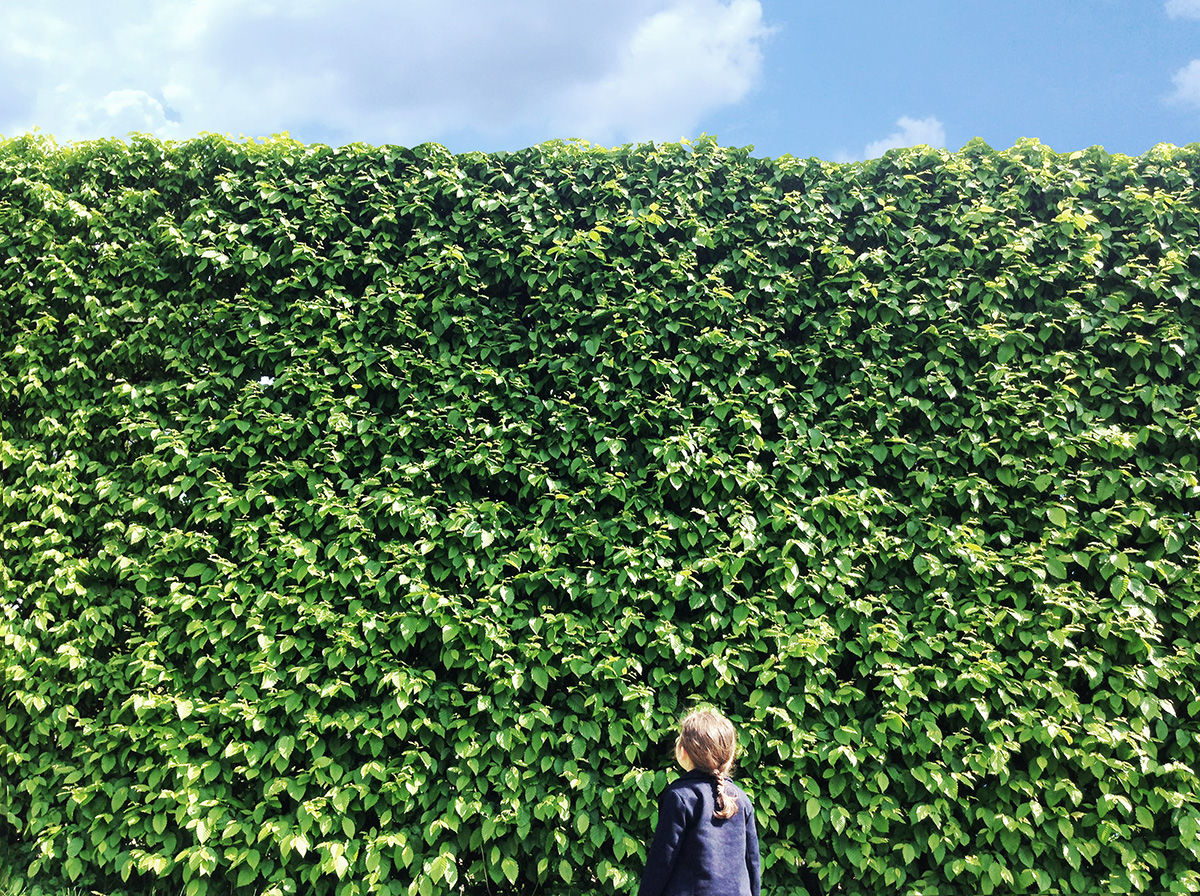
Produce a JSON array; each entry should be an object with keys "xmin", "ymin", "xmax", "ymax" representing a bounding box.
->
[{"xmin": 1, "ymin": 133, "xmax": 1199, "ymax": 896}]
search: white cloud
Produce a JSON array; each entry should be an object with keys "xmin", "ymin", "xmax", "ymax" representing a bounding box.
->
[
  {"xmin": 843, "ymin": 116, "xmax": 947, "ymax": 161},
  {"xmin": 1170, "ymin": 59, "xmax": 1200, "ymax": 106},
  {"xmin": 0, "ymin": 1, "xmax": 196, "ymax": 139},
  {"xmin": 68, "ymin": 89, "xmax": 175, "ymax": 137},
  {"xmin": 1166, "ymin": 0, "xmax": 1200, "ymax": 19},
  {"xmin": 562, "ymin": 0, "xmax": 771, "ymax": 144},
  {"xmin": 0, "ymin": 0, "xmax": 770, "ymax": 147}
]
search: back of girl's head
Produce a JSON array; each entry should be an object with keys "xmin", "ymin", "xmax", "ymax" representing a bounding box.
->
[
  {"xmin": 678, "ymin": 709, "xmax": 739, "ymax": 819},
  {"xmin": 679, "ymin": 709, "xmax": 737, "ymax": 772}
]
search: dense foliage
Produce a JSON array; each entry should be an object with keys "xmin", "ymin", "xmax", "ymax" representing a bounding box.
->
[{"xmin": 1, "ymin": 133, "xmax": 1199, "ymax": 896}]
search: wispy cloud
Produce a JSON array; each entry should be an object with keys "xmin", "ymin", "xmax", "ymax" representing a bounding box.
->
[
  {"xmin": 0, "ymin": 0, "xmax": 770, "ymax": 148},
  {"xmin": 1166, "ymin": 0, "xmax": 1200, "ymax": 19},
  {"xmin": 836, "ymin": 115, "xmax": 947, "ymax": 162},
  {"xmin": 1164, "ymin": 2, "xmax": 1200, "ymax": 113},
  {"xmin": 864, "ymin": 116, "xmax": 947, "ymax": 158},
  {"xmin": 561, "ymin": 0, "xmax": 771, "ymax": 144},
  {"xmin": 1170, "ymin": 59, "xmax": 1200, "ymax": 106}
]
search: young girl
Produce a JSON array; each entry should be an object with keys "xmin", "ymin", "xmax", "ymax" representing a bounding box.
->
[{"xmin": 638, "ymin": 709, "xmax": 761, "ymax": 896}]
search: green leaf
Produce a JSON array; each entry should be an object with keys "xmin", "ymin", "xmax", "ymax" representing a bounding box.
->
[{"xmin": 502, "ymin": 856, "xmax": 519, "ymax": 885}]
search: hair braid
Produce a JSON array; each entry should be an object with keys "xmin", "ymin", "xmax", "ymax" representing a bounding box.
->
[{"xmin": 711, "ymin": 770, "xmax": 737, "ymax": 820}]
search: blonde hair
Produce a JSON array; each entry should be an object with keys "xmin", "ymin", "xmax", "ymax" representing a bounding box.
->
[{"xmin": 678, "ymin": 709, "xmax": 739, "ymax": 820}]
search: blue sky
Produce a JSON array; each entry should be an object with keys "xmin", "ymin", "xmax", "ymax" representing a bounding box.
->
[{"xmin": 2, "ymin": 0, "xmax": 1197, "ymax": 161}]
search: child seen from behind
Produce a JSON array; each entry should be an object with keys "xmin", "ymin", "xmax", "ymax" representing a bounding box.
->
[{"xmin": 637, "ymin": 709, "xmax": 761, "ymax": 896}]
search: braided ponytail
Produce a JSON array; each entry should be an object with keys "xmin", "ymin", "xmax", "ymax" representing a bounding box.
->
[
  {"xmin": 678, "ymin": 709, "xmax": 740, "ymax": 820},
  {"xmin": 711, "ymin": 771, "xmax": 737, "ymax": 820}
]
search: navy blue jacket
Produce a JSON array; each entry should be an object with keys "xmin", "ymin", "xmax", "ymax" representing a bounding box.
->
[{"xmin": 637, "ymin": 771, "xmax": 761, "ymax": 896}]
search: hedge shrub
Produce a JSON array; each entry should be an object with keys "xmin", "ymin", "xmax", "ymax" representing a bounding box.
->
[{"xmin": 1, "ymin": 133, "xmax": 1199, "ymax": 895}]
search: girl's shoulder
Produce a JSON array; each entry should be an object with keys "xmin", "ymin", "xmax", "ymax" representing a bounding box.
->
[
  {"xmin": 723, "ymin": 777, "xmax": 754, "ymax": 805},
  {"xmin": 670, "ymin": 771, "xmax": 755, "ymax": 802},
  {"xmin": 661, "ymin": 771, "xmax": 716, "ymax": 804},
  {"xmin": 664, "ymin": 771, "xmax": 710, "ymax": 796},
  {"xmin": 732, "ymin": 781, "xmax": 756, "ymax": 812}
]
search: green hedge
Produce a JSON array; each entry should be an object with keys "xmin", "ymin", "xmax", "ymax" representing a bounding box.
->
[{"xmin": 1, "ymin": 133, "xmax": 1199, "ymax": 896}]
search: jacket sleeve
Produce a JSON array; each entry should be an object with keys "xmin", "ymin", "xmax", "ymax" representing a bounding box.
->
[
  {"xmin": 637, "ymin": 787, "xmax": 692, "ymax": 896},
  {"xmin": 745, "ymin": 797, "xmax": 762, "ymax": 896}
]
